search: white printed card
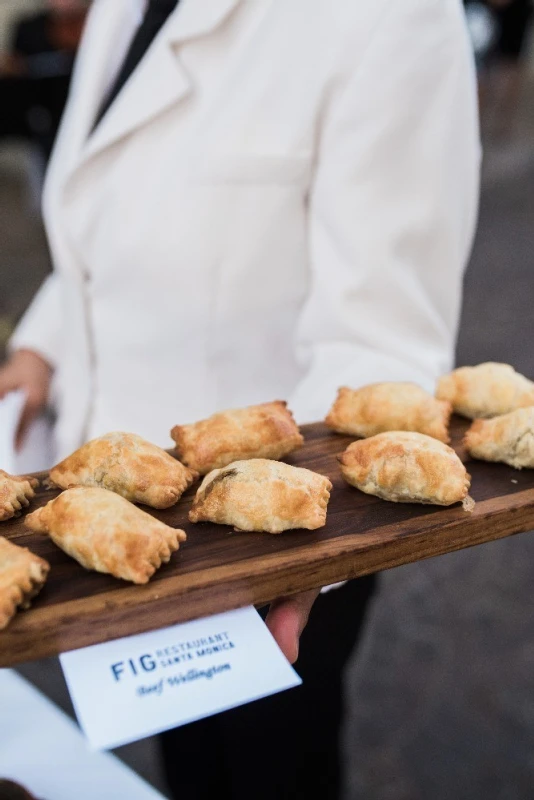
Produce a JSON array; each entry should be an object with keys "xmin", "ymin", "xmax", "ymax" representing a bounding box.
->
[{"xmin": 60, "ymin": 606, "xmax": 301, "ymax": 750}]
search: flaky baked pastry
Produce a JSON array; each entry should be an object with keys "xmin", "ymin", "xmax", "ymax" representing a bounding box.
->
[
  {"xmin": 326, "ymin": 383, "xmax": 451, "ymax": 442},
  {"xmin": 436, "ymin": 362, "xmax": 534, "ymax": 419},
  {"xmin": 339, "ymin": 431, "xmax": 473, "ymax": 509},
  {"xmin": 25, "ymin": 487, "xmax": 186, "ymax": 584},
  {"xmin": 0, "ymin": 471, "xmax": 38, "ymax": 522},
  {"xmin": 464, "ymin": 407, "xmax": 534, "ymax": 469},
  {"xmin": 171, "ymin": 401, "xmax": 304, "ymax": 475},
  {"xmin": 189, "ymin": 458, "xmax": 332, "ymax": 533},
  {"xmin": 49, "ymin": 432, "xmax": 197, "ymax": 509},
  {"xmin": 0, "ymin": 536, "xmax": 49, "ymax": 630}
]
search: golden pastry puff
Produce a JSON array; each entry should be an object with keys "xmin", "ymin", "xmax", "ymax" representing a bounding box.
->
[
  {"xmin": 49, "ymin": 432, "xmax": 197, "ymax": 509},
  {"xmin": 326, "ymin": 382, "xmax": 451, "ymax": 442},
  {"xmin": 0, "ymin": 537, "xmax": 49, "ymax": 630},
  {"xmin": 0, "ymin": 471, "xmax": 38, "ymax": 522},
  {"xmin": 339, "ymin": 431, "xmax": 473, "ymax": 509},
  {"xmin": 464, "ymin": 407, "xmax": 534, "ymax": 469},
  {"xmin": 189, "ymin": 459, "xmax": 332, "ymax": 533},
  {"xmin": 171, "ymin": 401, "xmax": 304, "ymax": 475},
  {"xmin": 436, "ymin": 362, "xmax": 534, "ymax": 419},
  {"xmin": 26, "ymin": 487, "xmax": 186, "ymax": 584}
]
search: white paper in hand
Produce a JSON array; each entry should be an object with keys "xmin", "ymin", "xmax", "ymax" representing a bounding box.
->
[
  {"xmin": 0, "ymin": 390, "xmax": 25, "ymax": 473},
  {"xmin": 0, "ymin": 670, "xmax": 166, "ymax": 800},
  {"xmin": 60, "ymin": 606, "xmax": 302, "ymax": 751},
  {"xmin": 0, "ymin": 390, "xmax": 55, "ymax": 474}
]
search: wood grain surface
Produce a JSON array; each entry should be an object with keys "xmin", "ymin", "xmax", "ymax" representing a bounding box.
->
[{"xmin": 1, "ymin": 418, "xmax": 534, "ymax": 667}]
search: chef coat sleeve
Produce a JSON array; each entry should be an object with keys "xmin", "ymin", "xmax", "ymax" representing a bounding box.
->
[
  {"xmin": 288, "ymin": 0, "xmax": 481, "ymax": 423},
  {"xmin": 8, "ymin": 274, "xmax": 63, "ymax": 369}
]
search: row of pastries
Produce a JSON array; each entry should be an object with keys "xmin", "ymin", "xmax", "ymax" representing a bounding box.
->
[{"xmin": 1, "ymin": 361, "xmax": 533, "ymax": 631}]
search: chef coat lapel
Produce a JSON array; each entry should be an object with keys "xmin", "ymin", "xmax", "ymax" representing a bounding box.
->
[
  {"xmin": 46, "ymin": 0, "xmax": 142, "ymax": 191},
  {"xmin": 75, "ymin": 0, "xmax": 242, "ymax": 169}
]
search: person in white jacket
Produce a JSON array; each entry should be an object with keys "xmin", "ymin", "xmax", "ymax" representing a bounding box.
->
[{"xmin": 0, "ymin": 0, "xmax": 480, "ymax": 797}]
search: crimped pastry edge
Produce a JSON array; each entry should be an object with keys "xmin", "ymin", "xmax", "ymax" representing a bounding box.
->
[{"xmin": 0, "ymin": 544, "xmax": 50, "ymax": 630}]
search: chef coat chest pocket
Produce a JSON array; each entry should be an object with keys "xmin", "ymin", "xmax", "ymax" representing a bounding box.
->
[
  {"xmin": 194, "ymin": 154, "xmax": 312, "ymax": 186},
  {"xmin": 193, "ymin": 153, "xmax": 311, "ymax": 377}
]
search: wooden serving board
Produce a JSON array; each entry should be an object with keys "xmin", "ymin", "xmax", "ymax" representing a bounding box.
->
[{"xmin": 2, "ymin": 418, "xmax": 534, "ymax": 667}]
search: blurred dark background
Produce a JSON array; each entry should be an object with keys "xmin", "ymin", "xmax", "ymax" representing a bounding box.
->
[{"xmin": 1, "ymin": 1, "xmax": 534, "ymax": 798}]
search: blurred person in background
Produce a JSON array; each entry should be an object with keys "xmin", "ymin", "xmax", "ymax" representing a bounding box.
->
[
  {"xmin": 464, "ymin": 0, "xmax": 533, "ymax": 136},
  {"xmin": 0, "ymin": 1, "xmax": 479, "ymax": 798},
  {"xmin": 0, "ymin": 0, "xmax": 89, "ymax": 161}
]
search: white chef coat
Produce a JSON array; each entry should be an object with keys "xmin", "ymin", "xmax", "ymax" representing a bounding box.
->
[{"xmin": 10, "ymin": 0, "xmax": 480, "ymax": 459}]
